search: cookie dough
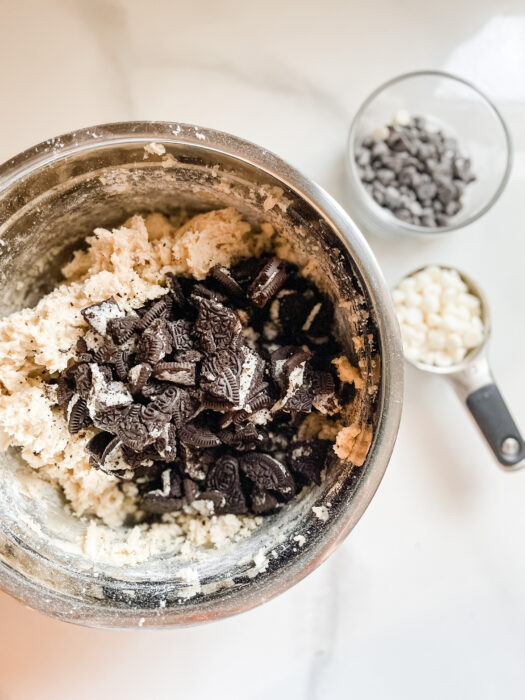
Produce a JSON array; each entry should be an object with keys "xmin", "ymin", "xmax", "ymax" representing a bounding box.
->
[{"xmin": 0, "ymin": 208, "xmax": 372, "ymax": 564}]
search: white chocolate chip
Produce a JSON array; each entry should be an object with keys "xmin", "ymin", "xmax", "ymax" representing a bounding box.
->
[{"xmin": 393, "ymin": 266, "xmax": 484, "ymax": 368}]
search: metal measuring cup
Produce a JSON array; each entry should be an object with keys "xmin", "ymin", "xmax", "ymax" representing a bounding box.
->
[{"xmin": 400, "ymin": 266, "xmax": 525, "ymax": 471}]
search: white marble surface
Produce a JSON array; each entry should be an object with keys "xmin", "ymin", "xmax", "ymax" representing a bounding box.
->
[{"xmin": 1, "ymin": 1, "xmax": 525, "ymax": 698}]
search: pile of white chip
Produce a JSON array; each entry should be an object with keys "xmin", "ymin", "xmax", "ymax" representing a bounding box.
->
[{"xmin": 393, "ymin": 265, "xmax": 484, "ymax": 367}]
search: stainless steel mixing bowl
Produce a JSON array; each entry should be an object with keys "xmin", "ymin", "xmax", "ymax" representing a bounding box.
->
[{"xmin": 0, "ymin": 122, "xmax": 403, "ymax": 628}]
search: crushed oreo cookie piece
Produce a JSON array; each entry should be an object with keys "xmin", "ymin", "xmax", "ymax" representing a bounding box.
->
[
  {"xmin": 250, "ymin": 487, "xmax": 279, "ymax": 514},
  {"xmin": 287, "ymin": 439, "xmax": 330, "ymax": 485},
  {"xmin": 210, "ymin": 264, "xmax": 244, "ymax": 299},
  {"xmin": 248, "ymin": 257, "xmax": 287, "ymax": 307},
  {"xmin": 153, "ymin": 361, "xmax": 196, "ymax": 386},
  {"xmin": 205, "ymin": 455, "xmax": 247, "ymax": 514},
  {"xmin": 107, "ymin": 313, "xmax": 138, "ymax": 344},
  {"xmin": 240, "ymin": 453, "xmax": 295, "ymax": 500},
  {"xmin": 137, "ymin": 298, "xmax": 171, "ymax": 330},
  {"xmin": 68, "ymin": 396, "xmax": 90, "ymax": 434},
  {"xmin": 179, "ymin": 421, "xmax": 221, "ymax": 448},
  {"xmin": 55, "ymin": 254, "xmax": 355, "ymax": 517},
  {"xmin": 81, "ymin": 297, "xmax": 124, "ymax": 336}
]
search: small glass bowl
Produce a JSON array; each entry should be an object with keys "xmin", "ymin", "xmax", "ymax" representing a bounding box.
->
[{"xmin": 346, "ymin": 70, "xmax": 513, "ymax": 238}]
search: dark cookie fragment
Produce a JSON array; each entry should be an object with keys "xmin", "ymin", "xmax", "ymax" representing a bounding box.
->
[
  {"xmin": 154, "ymin": 424, "xmax": 178, "ymax": 460},
  {"xmin": 72, "ymin": 363, "xmax": 92, "ymax": 399},
  {"xmin": 107, "ymin": 313, "xmax": 138, "ymax": 344},
  {"xmin": 128, "ymin": 362, "xmax": 153, "ymax": 394},
  {"xmin": 200, "ymin": 350, "xmax": 241, "ymax": 404},
  {"xmin": 68, "ymin": 396, "xmax": 90, "ymax": 434},
  {"xmin": 85, "ymin": 431, "xmax": 114, "ymax": 468},
  {"xmin": 210, "ymin": 265, "xmax": 244, "ymax": 298},
  {"xmin": 168, "ymin": 320, "xmax": 194, "ymax": 349},
  {"xmin": 140, "ymin": 468, "xmax": 183, "ymax": 513},
  {"xmin": 137, "ymin": 298, "xmax": 171, "ymax": 330},
  {"xmin": 250, "ymin": 487, "xmax": 279, "ymax": 514},
  {"xmin": 247, "ymin": 257, "xmax": 287, "ymax": 307},
  {"xmin": 81, "ymin": 297, "xmax": 123, "ymax": 336},
  {"xmin": 287, "ymin": 440, "xmax": 330, "ymax": 485},
  {"xmin": 153, "ymin": 361, "xmax": 196, "ymax": 386},
  {"xmin": 183, "ymin": 478, "xmax": 200, "ymax": 503},
  {"xmin": 240, "ymin": 453, "xmax": 296, "ymax": 500},
  {"xmin": 193, "ymin": 296, "xmax": 242, "ymax": 353},
  {"xmin": 56, "ymin": 377, "xmax": 74, "ymax": 407},
  {"xmin": 137, "ymin": 318, "xmax": 172, "ymax": 363},
  {"xmin": 179, "ymin": 421, "xmax": 221, "ymax": 448},
  {"xmin": 204, "ymin": 455, "xmax": 247, "ymax": 514},
  {"xmin": 114, "ymin": 404, "xmax": 154, "ymax": 451}
]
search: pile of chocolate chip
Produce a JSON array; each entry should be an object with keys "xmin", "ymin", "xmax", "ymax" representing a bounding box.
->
[
  {"xmin": 54, "ymin": 256, "xmax": 352, "ymax": 517},
  {"xmin": 355, "ymin": 115, "xmax": 475, "ymax": 227}
]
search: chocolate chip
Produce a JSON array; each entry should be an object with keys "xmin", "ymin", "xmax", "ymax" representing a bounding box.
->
[
  {"xmin": 240, "ymin": 453, "xmax": 295, "ymax": 499},
  {"xmin": 247, "ymin": 257, "xmax": 287, "ymax": 308},
  {"xmin": 356, "ymin": 116, "xmax": 476, "ymax": 227}
]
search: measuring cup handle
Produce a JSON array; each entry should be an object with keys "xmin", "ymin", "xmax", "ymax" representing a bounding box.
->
[
  {"xmin": 448, "ymin": 352, "xmax": 525, "ymax": 470},
  {"xmin": 466, "ymin": 384, "xmax": 525, "ymax": 468}
]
